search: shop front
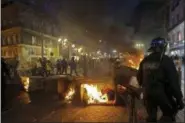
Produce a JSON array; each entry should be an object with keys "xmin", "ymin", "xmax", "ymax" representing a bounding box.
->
[{"xmin": 169, "ymin": 40, "xmax": 184, "ymax": 57}]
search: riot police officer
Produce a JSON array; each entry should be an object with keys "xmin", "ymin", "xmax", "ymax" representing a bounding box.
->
[{"xmin": 137, "ymin": 37, "xmax": 184, "ymax": 122}]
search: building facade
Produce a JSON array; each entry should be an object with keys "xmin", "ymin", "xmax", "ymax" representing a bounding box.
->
[
  {"xmin": 1, "ymin": 27, "xmax": 60, "ymax": 68},
  {"xmin": 168, "ymin": 0, "xmax": 184, "ymax": 57},
  {"xmin": 1, "ymin": 1, "xmax": 60, "ymax": 68}
]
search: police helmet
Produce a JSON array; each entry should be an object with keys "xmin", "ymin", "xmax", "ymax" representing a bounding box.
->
[{"xmin": 148, "ymin": 37, "xmax": 167, "ymax": 52}]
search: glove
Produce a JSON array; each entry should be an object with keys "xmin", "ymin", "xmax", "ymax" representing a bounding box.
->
[{"xmin": 177, "ymin": 99, "xmax": 184, "ymax": 110}]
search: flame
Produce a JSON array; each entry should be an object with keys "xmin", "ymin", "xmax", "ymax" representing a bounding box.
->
[
  {"xmin": 65, "ymin": 88, "xmax": 75, "ymax": 102},
  {"xmin": 128, "ymin": 59, "xmax": 134, "ymax": 65},
  {"xmin": 122, "ymin": 51, "xmax": 144, "ymax": 70},
  {"xmin": 24, "ymin": 78, "xmax": 30, "ymax": 92},
  {"xmin": 82, "ymin": 84, "xmax": 108, "ymax": 104},
  {"xmin": 21, "ymin": 77, "xmax": 30, "ymax": 92}
]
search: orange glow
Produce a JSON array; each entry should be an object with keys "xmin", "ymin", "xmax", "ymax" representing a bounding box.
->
[
  {"xmin": 122, "ymin": 50, "xmax": 144, "ymax": 70},
  {"xmin": 65, "ymin": 88, "xmax": 75, "ymax": 103},
  {"xmin": 21, "ymin": 77, "xmax": 30, "ymax": 92},
  {"xmin": 82, "ymin": 84, "xmax": 108, "ymax": 104}
]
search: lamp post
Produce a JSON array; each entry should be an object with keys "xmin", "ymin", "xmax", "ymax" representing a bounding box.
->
[
  {"xmin": 58, "ymin": 38, "xmax": 62, "ymax": 57},
  {"xmin": 41, "ymin": 38, "xmax": 44, "ymax": 59},
  {"xmin": 37, "ymin": 21, "xmax": 45, "ymax": 59}
]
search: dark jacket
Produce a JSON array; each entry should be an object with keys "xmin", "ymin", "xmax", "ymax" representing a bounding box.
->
[{"xmin": 137, "ymin": 52, "xmax": 183, "ymax": 103}]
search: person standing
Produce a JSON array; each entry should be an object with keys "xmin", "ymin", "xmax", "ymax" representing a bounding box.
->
[
  {"xmin": 69, "ymin": 57, "xmax": 78, "ymax": 76},
  {"xmin": 46, "ymin": 60, "xmax": 52, "ymax": 76},
  {"xmin": 137, "ymin": 37, "xmax": 184, "ymax": 122},
  {"xmin": 56, "ymin": 59, "xmax": 61, "ymax": 75},
  {"xmin": 36, "ymin": 59, "xmax": 42, "ymax": 75},
  {"xmin": 61, "ymin": 58, "xmax": 68, "ymax": 75}
]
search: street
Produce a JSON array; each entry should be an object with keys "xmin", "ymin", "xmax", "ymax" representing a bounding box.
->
[
  {"xmin": 2, "ymin": 63, "xmax": 184, "ymax": 123},
  {"xmin": 2, "ymin": 91, "xmax": 129, "ymax": 123},
  {"xmin": 40, "ymin": 105, "xmax": 128, "ymax": 122},
  {"xmin": 2, "ymin": 91, "xmax": 62, "ymax": 123},
  {"xmin": 2, "ymin": 75, "xmax": 184, "ymax": 123}
]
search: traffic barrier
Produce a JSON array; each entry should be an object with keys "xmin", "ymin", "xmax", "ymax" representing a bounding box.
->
[
  {"xmin": 57, "ymin": 76, "xmax": 73, "ymax": 100},
  {"xmin": 27, "ymin": 77, "xmax": 45, "ymax": 92}
]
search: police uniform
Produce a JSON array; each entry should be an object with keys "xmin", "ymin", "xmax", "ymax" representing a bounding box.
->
[{"xmin": 137, "ymin": 37, "xmax": 184, "ymax": 122}]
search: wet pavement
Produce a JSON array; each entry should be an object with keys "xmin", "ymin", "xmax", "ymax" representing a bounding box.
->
[
  {"xmin": 2, "ymin": 91, "xmax": 62, "ymax": 123},
  {"xmin": 40, "ymin": 105, "xmax": 128, "ymax": 122}
]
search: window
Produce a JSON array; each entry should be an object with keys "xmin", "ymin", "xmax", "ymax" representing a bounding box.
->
[
  {"xmin": 8, "ymin": 50, "xmax": 12, "ymax": 57},
  {"xmin": 2, "ymin": 50, "xmax": 5, "ymax": 56},
  {"xmin": 178, "ymin": 32, "xmax": 182, "ymax": 41},
  {"xmin": 2, "ymin": 37, "xmax": 6, "ymax": 45},
  {"xmin": 13, "ymin": 48, "xmax": 18, "ymax": 56},
  {"xmin": 13, "ymin": 34, "xmax": 17, "ymax": 44},
  {"xmin": 17, "ymin": 34, "xmax": 21, "ymax": 43},
  {"xmin": 4, "ymin": 51, "xmax": 7, "ymax": 57},
  {"xmin": 7, "ymin": 36, "xmax": 11, "ymax": 45},
  {"xmin": 29, "ymin": 48, "xmax": 34, "ymax": 55},
  {"xmin": 32, "ymin": 36, "xmax": 36, "ymax": 45}
]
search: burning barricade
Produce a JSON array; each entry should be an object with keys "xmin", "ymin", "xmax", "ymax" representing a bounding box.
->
[
  {"xmin": 63, "ymin": 78, "xmax": 116, "ymax": 105},
  {"xmin": 81, "ymin": 84, "xmax": 115, "ymax": 105}
]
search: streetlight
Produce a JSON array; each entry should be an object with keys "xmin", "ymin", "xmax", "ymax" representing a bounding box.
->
[
  {"xmin": 113, "ymin": 49, "xmax": 117, "ymax": 53},
  {"xmin": 78, "ymin": 47, "xmax": 83, "ymax": 53},
  {"xmin": 64, "ymin": 38, "xmax": 68, "ymax": 42},
  {"xmin": 97, "ymin": 50, "xmax": 101, "ymax": 54},
  {"xmin": 58, "ymin": 38, "xmax": 62, "ymax": 42},
  {"xmin": 72, "ymin": 44, "xmax": 75, "ymax": 48},
  {"xmin": 135, "ymin": 43, "xmax": 144, "ymax": 47}
]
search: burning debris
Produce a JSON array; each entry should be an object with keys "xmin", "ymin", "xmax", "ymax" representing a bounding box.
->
[
  {"xmin": 63, "ymin": 78, "xmax": 115, "ymax": 105},
  {"xmin": 81, "ymin": 84, "xmax": 115, "ymax": 105},
  {"xmin": 65, "ymin": 86, "xmax": 75, "ymax": 103},
  {"xmin": 122, "ymin": 51, "xmax": 144, "ymax": 70},
  {"xmin": 82, "ymin": 84, "xmax": 108, "ymax": 104},
  {"xmin": 21, "ymin": 77, "xmax": 30, "ymax": 92}
]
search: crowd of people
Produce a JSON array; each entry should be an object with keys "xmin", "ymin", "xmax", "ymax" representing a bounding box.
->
[
  {"xmin": 28, "ymin": 57, "xmax": 80, "ymax": 77},
  {"xmin": 27, "ymin": 56, "xmax": 107, "ymax": 77}
]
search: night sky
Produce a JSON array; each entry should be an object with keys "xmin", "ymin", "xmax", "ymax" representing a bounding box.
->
[
  {"xmin": 6, "ymin": 0, "xmax": 140, "ymax": 50},
  {"xmin": 34, "ymin": 0, "xmax": 139, "ymax": 50},
  {"xmin": 64, "ymin": 0, "xmax": 138, "ymax": 25},
  {"xmin": 34, "ymin": 0, "xmax": 139, "ymax": 29}
]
